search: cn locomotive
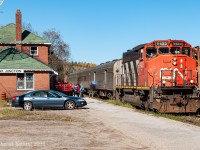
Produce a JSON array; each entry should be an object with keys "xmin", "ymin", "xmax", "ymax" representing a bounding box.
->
[{"xmin": 67, "ymin": 40, "xmax": 200, "ymax": 113}]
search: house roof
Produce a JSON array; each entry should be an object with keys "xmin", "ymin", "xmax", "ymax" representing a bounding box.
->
[
  {"xmin": 0, "ymin": 47, "xmax": 53, "ymax": 72},
  {"xmin": 0, "ymin": 23, "xmax": 49, "ymax": 44}
]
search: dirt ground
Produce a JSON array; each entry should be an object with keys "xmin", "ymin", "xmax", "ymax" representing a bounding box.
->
[{"xmin": 0, "ymin": 97, "xmax": 200, "ymax": 150}]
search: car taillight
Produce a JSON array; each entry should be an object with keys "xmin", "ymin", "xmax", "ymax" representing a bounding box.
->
[{"xmin": 12, "ymin": 96, "xmax": 16, "ymax": 101}]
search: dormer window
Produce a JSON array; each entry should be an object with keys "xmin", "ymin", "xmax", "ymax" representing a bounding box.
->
[{"xmin": 30, "ymin": 46, "xmax": 38, "ymax": 56}]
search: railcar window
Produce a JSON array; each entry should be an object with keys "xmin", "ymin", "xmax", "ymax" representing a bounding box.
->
[
  {"xmin": 170, "ymin": 47, "xmax": 180, "ymax": 54},
  {"xmin": 158, "ymin": 47, "xmax": 169, "ymax": 54},
  {"xmin": 182, "ymin": 47, "xmax": 190, "ymax": 56},
  {"xmin": 146, "ymin": 47, "xmax": 157, "ymax": 58}
]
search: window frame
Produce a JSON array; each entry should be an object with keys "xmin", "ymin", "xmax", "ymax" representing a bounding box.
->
[
  {"xmin": 182, "ymin": 47, "xmax": 191, "ymax": 56},
  {"xmin": 30, "ymin": 46, "xmax": 38, "ymax": 56},
  {"xmin": 146, "ymin": 47, "xmax": 157, "ymax": 58},
  {"xmin": 170, "ymin": 47, "xmax": 181, "ymax": 54},
  {"xmin": 158, "ymin": 47, "xmax": 169, "ymax": 54},
  {"xmin": 16, "ymin": 72, "xmax": 34, "ymax": 90}
]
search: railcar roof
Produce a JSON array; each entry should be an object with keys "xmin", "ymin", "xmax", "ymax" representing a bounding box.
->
[
  {"xmin": 94, "ymin": 59, "xmax": 120, "ymax": 70},
  {"xmin": 68, "ymin": 59, "xmax": 121, "ymax": 75}
]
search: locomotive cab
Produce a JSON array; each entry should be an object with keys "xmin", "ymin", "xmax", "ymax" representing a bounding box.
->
[
  {"xmin": 138, "ymin": 40, "xmax": 196, "ymax": 88},
  {"xmin": 137, "ymin": 40, "xmax": 199, "ymax": 113}
]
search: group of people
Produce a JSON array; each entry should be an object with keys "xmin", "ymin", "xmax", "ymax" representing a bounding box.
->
[{"xmin": 73, "ymin": 84, "xmax": 84, "ymax": 97}]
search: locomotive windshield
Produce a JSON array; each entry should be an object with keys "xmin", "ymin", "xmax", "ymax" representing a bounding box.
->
[
  {"xmin": 170, "ymin": 47, "xmax": 180, "ymax": 54},
  {"xmin": 146, "ymin": 47, "xmax": 157, "ymax": 58},
  {"xmin": 158, "ymin": 47, "xmax": 169, "ymax": 54},
  {"xmin": 182, "ymin": 47, "xmax": 190, "ymax": 56},
  {"xmin": 170, "ymin": 47, "xmax": 190, "ymax": 56}
]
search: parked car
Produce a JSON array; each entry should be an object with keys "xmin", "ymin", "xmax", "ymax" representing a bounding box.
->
[{"xmin": 12, "ymin": 90, "xmax": 87, "ymax": 111}]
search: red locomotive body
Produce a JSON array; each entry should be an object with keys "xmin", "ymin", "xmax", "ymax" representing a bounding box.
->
[
  {"xmin": 138, "ymin": 40, "xmax": 196, "ymax": 87},
  {"xmin": 116, "ymin": 40, "xmax": 200, "ymax": 113}
]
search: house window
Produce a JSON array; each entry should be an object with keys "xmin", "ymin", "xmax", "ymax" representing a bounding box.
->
[
  {"xmin": 30, "ymin": 46, "xmax": 38, "ymax": 56},
  {"xmin": 17, "ymin": 73, "xmax": 34, "ymax": 90}
]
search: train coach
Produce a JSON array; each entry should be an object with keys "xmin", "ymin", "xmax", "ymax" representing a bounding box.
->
[
  {"xmin": 67, "ymin": 59, "xmax": 122, "ymax": 99},
  {"xmin": 68, "ymin": 39, "xmax": 200, "ymax": 113}
]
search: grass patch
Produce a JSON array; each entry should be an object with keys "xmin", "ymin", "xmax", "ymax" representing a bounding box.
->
[
  {"xmin": 0, "ymin": 100, "xmax": 11, "ymax": 107},
  {"xmin": 152, "ymin": 113, "xmax": 200, "ymax": 126},
  {"xmin": 0, "ymin": 108, "xmax": 74, "ymax": 122},
  {"xmin": 105, "ymin": 100, "xmax": 135, "ymax": 109}
]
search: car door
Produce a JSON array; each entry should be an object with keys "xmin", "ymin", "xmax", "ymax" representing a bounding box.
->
[
  {"xmin": 29, "ymin": 91, "xmax": 47, "ymax": 108},
  {"xmin": 45, "ymin": 91, "xmax": 64, "ymax": 108}
]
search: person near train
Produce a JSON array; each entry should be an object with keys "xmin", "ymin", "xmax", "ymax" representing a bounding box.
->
[
  {"xmin": 80, "ymin": 84, "xmax": 85, "ymax": 97},
  {"xmin": 76, "ymin": 84, "xmax": 80, "ymax": 97},
  {"xmin": 73, "ymin": 84, "xmax": 77, "ymax": 96}
]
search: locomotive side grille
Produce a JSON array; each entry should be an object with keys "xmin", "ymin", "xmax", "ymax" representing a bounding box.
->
[{"xmin": 121, "ymin": 60, "xmax": 138, "ymax": 86}]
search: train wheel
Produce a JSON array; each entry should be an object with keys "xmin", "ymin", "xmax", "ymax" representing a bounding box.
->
[
  {"xmin": 107, "ymin": 93, "xmax": 113, "ymax": 100},
  {"xmin": 96, "ymin": 92, "xmax": 100, "ymax": 98}
]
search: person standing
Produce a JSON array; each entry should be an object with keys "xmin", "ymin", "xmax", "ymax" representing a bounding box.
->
[
  {"xmin": 91, "ymin": 81, "xmax": 96, "ymax": 97},
  {"xmin": 76, "ymin": 84, "xmax": 80, "ymax": 97},
  {"xmin": 80, "ymin": 84, "xmax": 85, "ymax": 97},
  {"xmin": 73, "ymin": 84, "xmax": 77, "ymax": 96}
]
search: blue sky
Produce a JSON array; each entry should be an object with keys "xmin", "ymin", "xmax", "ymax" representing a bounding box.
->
[{"xmin": 0, "ymin": 0, "xmax": 200, "ymax": 65}]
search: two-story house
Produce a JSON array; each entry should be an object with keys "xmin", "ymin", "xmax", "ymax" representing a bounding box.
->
[{"xmin": 0, "ymin": 9, "xmax": 57, "ymax": 98}]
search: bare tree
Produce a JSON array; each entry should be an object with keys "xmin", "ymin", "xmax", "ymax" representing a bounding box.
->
[
  {"xmin": 43, "ymin": 29, "xmax": 70, "ymax": 61},
  {"xmin": 23, "ymin": 24, "xmax": 71, "ymax": 81},
  {"xmin": 43, "ymin": 29, "xmax": 70, "ymax": 81}
]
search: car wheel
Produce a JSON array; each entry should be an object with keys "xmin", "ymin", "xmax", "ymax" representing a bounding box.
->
[
  {"xmin": 65, "ymin": 100, "xmax": 75, "ymax": 110},
  {"xmin": 23, "ymin": 101, "xmax": 33, "ymax": 111}
]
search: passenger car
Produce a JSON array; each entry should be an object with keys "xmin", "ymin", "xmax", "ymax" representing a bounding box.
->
[{"xmin": 12, "ymin": 90, "xmax": 87, "ymax": 111}]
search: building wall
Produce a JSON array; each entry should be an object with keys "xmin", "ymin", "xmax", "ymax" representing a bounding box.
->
[
  {"xmin": 22, "ymin": 45, "xmax": 49, "ymax": 65},
  {"xmin": 34, "ymin": 71, "xmax": 50, "ymax": 90},
  {"xmin": 0, "ymin": 74, "xmax": 18, "ymax": 98},
  {"xmin": 0, "ymin": 72, "xmax": 50, "ymax": 98}
]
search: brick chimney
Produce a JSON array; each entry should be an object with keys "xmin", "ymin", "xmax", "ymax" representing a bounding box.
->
[{"xmin": 16, "ymin": 9, "xmax": 22, "ymax": 49}]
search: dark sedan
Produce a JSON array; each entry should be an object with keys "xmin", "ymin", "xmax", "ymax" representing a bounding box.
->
[{"xmin": 12, "ymin": 90, "xmax": 87, "ymax": 111}]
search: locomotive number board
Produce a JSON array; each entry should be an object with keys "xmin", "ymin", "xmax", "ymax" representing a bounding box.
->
[
  {"xmin": 172, "ymin": 42, "xmax": 182, "ymax": 46},
  {"xmin": 156, "ymin": 42, "xmax": 168, "ymax": 46}
]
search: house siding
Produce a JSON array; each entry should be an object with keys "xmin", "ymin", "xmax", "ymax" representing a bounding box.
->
[
  {"xmin": 22, "ymin": 45, "xmax": 49, "ymax": 65},
  {"xmin": 0, "ymin": 72, "xmax": 50, "ymax": 98},
  {"xmin": 34, "ymin": 72, "xmax": 50, "ymax": 90}
]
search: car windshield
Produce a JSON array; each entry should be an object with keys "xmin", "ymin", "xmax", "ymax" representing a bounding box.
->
[{"xmin": 20, "ymin": 90, "xmax": 34, "ymax": 96}]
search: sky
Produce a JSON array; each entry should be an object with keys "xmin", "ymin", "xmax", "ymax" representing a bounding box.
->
[{"xmin": 0, "ymin": 0, "xmax": 200, "ymax": 65}]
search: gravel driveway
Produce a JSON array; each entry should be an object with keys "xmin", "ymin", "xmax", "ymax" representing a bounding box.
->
[{"xmin": 0, "ymin": 97, "xmax": 200, "ymax": 150}]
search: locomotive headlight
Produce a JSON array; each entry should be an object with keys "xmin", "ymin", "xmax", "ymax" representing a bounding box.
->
[
  {"xmin": 173, "ymin": 57, "xmax": 177, "ymax": 61},
  {"xmin": 173, "ymin": 61, "xmax": 177, "ymax": 66},
  {"xmin": 190, "ymin": 80, "xmax": 194, "ymax": 84},
  {"xmin": 162, "ymin": 80, "xmax": 166, "ymax": 84},
  {"xmin": 180, "ymin": 64, "xmax": 183, "ymax": 68}
]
